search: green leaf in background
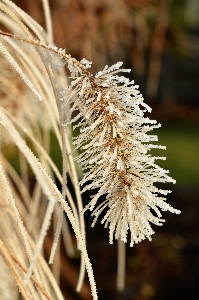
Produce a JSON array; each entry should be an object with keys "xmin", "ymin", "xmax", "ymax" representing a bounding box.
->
[{"xmin": 151, "ymin": 121, "xmax": 199, "ymax": 184}]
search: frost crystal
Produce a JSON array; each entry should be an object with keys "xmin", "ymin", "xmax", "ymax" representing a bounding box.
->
[
  {"xmin": 63, "ymin": 61, "xmax": 180, "ymax": 247},
  {"xmin": 80, "ymin": 58, "xmax": 92, "ymax": 69}
]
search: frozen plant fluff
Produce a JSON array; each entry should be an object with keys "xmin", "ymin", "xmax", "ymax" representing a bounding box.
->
[{"xmin": 62, "ymin": 61, "xmax": 180, "ymax": 247}]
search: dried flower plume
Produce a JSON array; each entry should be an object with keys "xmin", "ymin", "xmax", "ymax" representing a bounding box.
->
[
  {"xmin": 0, "ymin": 0, "xmax": 181, "ymax": 297},
  {"xmin": 62, "ymin": 61, "xmax": 180, "ymax": 247}
]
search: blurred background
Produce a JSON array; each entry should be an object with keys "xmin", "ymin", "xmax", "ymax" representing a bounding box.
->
[{"xmin": 10, "ymin": 0, "xmax": 199, "ymax": 299}]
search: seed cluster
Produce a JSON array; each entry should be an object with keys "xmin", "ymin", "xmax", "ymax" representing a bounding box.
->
[{"xmin": 62, "ymin": 61, "xmax": 180, "ymax": 246}]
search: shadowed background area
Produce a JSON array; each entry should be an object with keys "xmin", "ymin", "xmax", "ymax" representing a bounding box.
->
[{"xmin": 4, "ymin": 0, "xmax": 199, "ymax": 299}]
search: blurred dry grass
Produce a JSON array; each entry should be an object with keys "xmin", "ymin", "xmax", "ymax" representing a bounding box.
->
[
  {"xmin": 13, "ymin": 0, "xmax": 174, "ymax": 95},
  {"xmin": 14, "ymin": 0, "xmax": 199, "ymax": 108}
]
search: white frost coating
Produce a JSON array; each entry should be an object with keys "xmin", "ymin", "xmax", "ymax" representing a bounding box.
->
[
  {"xmin": 63, "ymin": 61, "xmax": 180, "ymax": 247},
  {"xmin": 0, "ymin": 42, "xmax": 43, "ymax": 101}
]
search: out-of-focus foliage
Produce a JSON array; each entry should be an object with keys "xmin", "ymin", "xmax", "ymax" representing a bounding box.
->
[{"xmin": 14, "ymin": 0, "xmax": 199, "ymax": 101}]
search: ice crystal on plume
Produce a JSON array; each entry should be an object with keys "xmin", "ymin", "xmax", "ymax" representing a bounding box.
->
[{"xmin": 62, "ymin": 61, "xmax": 180, "ymax": 247}]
